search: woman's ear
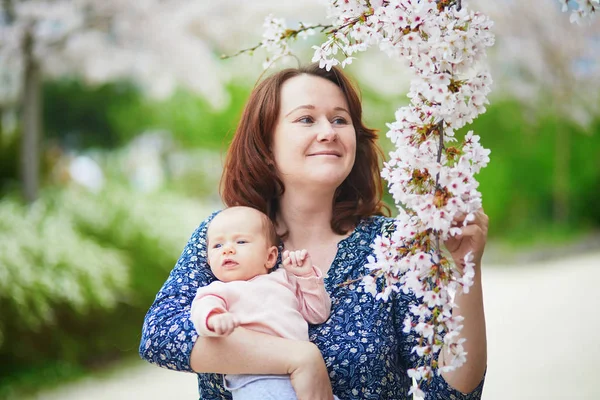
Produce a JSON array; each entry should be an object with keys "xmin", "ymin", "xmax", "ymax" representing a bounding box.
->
[{"xmin": 265, "ymin": 246, "xmax": 279, "ymax": 269}]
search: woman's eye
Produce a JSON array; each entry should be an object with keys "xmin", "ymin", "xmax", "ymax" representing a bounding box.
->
[
  {"xmin": 297, "ymin": 116, "xmax": 314, "ymax": 124},
  {"xmin": 332, "ymin": 117, "xmax": 348, "ymax": 125}
]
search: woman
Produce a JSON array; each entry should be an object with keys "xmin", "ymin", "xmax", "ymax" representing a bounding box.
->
[{"xmin": 139, "ymin": 63, "xmax": 488, "ymax": 399}]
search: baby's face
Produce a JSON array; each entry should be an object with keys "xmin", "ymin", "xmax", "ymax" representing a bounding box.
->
[{"xmin": 206, "ymin": 207, "xmax": 277, "ymax": 282}]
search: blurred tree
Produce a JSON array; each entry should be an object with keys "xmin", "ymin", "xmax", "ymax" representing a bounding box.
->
[
  {"xmin": 473, "ymin": 0, "xmax": 600, "ymax": 225},
  {"xmin": 0, "ymin": 0, "xmax": 233, "ymax": 203}
]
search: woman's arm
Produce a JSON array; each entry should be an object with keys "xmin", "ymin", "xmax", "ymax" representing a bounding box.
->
[
  {"xmin": 388, "ymin": 209, "xmax": 487, "ymax": 398},
  {"xmin": 440, "ymin": 209, "xmax": 488, "ymax": 393},
  {"xmin": 192, "ymin": 329, "xmax": 333, "ymax": 400},
  {"xmin": 140, "ymin": 212, "xmax": 334, "ymax": 399},
  {"xmin": 438, "ymin": 269, "xmax": 486, "ymax": 393}
]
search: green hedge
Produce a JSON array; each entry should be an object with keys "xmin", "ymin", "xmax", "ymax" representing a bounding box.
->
[
  {"xmin": 0, "ymin": 185, "xmax": 212, "ymax": 397},
  {"xmin": 465, "ymin": 101, "xmax": 600, "ymax": 241}
]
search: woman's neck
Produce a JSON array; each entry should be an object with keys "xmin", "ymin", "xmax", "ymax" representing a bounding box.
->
[
  {"xmin": 276, "ymin": 188, "xmax": 353, "ymax": 273},
  {"xmin": 276, "ymin": 189, "xmax": 337, "ymax": 246}
]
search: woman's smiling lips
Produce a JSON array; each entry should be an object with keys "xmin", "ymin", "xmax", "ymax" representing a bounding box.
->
[{"xmin": 308, "ymin": 150, "xmax": 341, "ymax": 157}]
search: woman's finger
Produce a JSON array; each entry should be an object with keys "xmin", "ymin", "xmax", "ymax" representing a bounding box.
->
[
  {"xmin": 451, "ymin": 224, "xmax": 483, "ymax": 240},
  {"xmin": 452, "ymin": 212, "xmax": 467, "ymax": 226}
]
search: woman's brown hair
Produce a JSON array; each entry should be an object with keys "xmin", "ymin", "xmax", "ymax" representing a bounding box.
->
[{"xmin": 220, "ymin": 63, "xmax": 389, "ymax": 234}]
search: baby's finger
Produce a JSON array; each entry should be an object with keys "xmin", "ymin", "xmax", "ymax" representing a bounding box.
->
[
  {"xmin": 299, "ymin": 249, "xmax": 308, "ymax": 262},
  {"xmin": 214, "ymin": 320, "xmax": 225, "ymax": 335},
  {"xmin": 225, "ymin": 319, "xmax": 235, "ymax": 333},
  {"xmin": 282, "ymin": 250, "xmax": 291, "ymax": 266},
  {"xmin": 289, "ymin": 251, "xmax": 298, "ymax": 266}
]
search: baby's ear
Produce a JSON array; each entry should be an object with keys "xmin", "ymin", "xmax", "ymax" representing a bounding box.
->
[{"xmin": 265, "ymin": 246, "xmax": 279, "ymax": 269}]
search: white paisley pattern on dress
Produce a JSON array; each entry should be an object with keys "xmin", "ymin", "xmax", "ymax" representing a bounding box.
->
[{"xmin": 139, "ymin": 212, "xmax": 485, "ymax": 400}]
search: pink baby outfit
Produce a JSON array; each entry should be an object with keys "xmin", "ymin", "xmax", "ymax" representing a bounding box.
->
[
  {"xmin": 190, "ymin": 266, "xmax": 331, "ymax": 339},
  {"xmin": 191, "ymin": 266, "xmax": 336, "ymax": 400}
]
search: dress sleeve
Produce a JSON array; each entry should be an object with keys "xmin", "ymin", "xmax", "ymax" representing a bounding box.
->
[
  {"xmin": 289, "ymin": 267, "xmax": 332, "ymax": 325},
  {"xmin": 139, "ymin": 211, "xmax": 219, "ymax": 372}
]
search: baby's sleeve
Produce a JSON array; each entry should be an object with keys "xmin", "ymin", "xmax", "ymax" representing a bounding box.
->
[
  {"xmin": 190, "ymin": 283, "xmax": 230, "ymax": 337},
  {"xmin": 291, "ymin": 267, "xmax": 332, "ymax": 325}
]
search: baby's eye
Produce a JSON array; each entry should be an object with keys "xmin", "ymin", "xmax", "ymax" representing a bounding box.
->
[
  {"xmin": 212, "ymin": 243, "xmax": 222, "ymax": 249},
  {"xmin": 237, "ymin": 240, "xmax": 248, "ymax": 244}
]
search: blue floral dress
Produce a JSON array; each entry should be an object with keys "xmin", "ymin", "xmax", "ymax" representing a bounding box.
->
[{"xmin": 139, "ymin": 212, "xmax": 485, "ymax": 399}]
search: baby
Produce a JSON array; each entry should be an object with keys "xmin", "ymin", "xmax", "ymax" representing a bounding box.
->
[{"xmin": 190, "ymin": 206, "xmax": 335, "ymax": 400}]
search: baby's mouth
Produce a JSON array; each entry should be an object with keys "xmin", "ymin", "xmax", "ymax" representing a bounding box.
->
[{"xmin": 222, "ymin": 260, "xmax": 238, "ymax": 268}]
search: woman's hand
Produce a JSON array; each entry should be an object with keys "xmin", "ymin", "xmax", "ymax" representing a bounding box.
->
[
  {"xmin": 444, "ymin": 208, "xmax": 489, "ymax": 267},
  {"xmin": 288, "ymin": 341, "xmax": 335, "ymax": 400},
  {"xmin": 440, "ymin": 209, "xmax": 489, "ymax": 392}
]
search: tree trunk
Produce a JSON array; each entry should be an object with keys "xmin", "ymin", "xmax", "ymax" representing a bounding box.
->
[
  {"xmin": 553, "ymin": 122, "xmax": 569, "ymax": 225},
  {"xmin": 21, "ymin": 29, "xmax": 42, "ymax": 204}
]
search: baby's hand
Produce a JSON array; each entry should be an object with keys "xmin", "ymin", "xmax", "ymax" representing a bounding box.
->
[
  {"xmin": 207, "ymin": 312, "xmax": 240, "ymax": 336},
  {"xmin": 282, "ymin": 249, "xmax": 314, "ymax": 277}
]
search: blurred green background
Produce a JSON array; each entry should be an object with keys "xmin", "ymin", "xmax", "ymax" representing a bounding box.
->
[{"xmin": 1, "ymin": 0, "xmax": 599, "ymax": 398}]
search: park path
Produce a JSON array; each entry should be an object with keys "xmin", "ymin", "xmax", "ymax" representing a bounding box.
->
[{"xmin": 31, "ymin": 251, "xmax": 600, "ymax": 400}]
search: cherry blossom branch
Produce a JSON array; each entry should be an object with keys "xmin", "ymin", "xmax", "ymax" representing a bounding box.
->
[
  {"xmin": 338, "ymin": 275, "xmax": 369, "ymax": 287},
  {"xmin": 221, "ymin": 23, "xmax": 332, "ymax": 60},
  {"xmin": 230, "ymin": 1, "xmax": 592, "ymax": 396},
  {"xmin": 234, "ymin": 1, "xmax": 494, "ymax": 396}
]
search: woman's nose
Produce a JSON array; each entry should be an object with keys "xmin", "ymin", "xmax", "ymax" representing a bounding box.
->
[{"xmin": 317, "ymin": 123, "xmax": 338, "ymax": 142}]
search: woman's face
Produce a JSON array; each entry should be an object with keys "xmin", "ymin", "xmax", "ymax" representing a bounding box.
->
[{"xmin": 271, "ymin": 74, "xmax": 357, "ymax": 193}]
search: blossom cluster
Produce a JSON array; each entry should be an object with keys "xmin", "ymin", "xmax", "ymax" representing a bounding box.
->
[
  {"xmin": 559, "ymin": 0, "xmax": 599, "ymax": 24},
  {"xmin": 255, "ymin": 0, "xmax": 494, "ymax": 396},
  {"xmin": 0, "ymin": 0, "xmax": 230, "ymax": 107},
  {"xmin": 260, "ymin": 14, "xmax": 317, "ymax": 69}
]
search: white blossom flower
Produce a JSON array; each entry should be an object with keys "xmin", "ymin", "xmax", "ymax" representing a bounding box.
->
[{"xmin": 254, "ymin": 0, "xmax": 498, "ymax": 389}]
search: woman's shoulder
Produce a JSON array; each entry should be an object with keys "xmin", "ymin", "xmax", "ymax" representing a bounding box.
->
[
  {"xmin": 357, "ymin": 214, "xmax": 396, "ymax": 236},
  {"xmin": 189, "ymin": 209, "xmax": 222, "ymax": 237},
  {"xmin": 175, "ymin": 209, "xmax": 222, "ymax": 263}
]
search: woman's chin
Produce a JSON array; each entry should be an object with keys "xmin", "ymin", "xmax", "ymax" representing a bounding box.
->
[
  {"xmin": 303, "ymin": 176, "xmax": 349, "ymax": 192},
  {"xmin": 279, "ymin": 168, "xmax": 351, "ymax": 192}
]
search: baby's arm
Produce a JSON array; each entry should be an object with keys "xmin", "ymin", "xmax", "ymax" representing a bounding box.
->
[
  {"xmin": 206, "ymin": 312, "xmax": 240, "ymax": 336},
  {"xmin": 190, "ymin": 284, "xmax": 240, "ymax": 337},
  {"xmin": 282, "ymin": 250, "xmax": 331, "ymax": 324}
]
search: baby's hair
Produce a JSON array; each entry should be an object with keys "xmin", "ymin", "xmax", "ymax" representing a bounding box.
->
[
  {"xmin": 208, "ymin": 206, "xmax": 279, "ymax": 247},
  {"xmin": 260, "ymin": 211, "xmax": 279, "ymax": 247}
]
